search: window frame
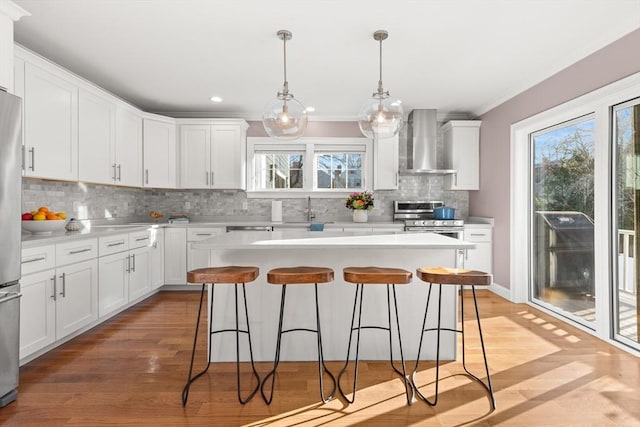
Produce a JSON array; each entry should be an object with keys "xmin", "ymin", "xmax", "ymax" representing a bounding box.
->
[{"xmin": 246, "ymin": 137, "xmax": 373, "ymax": 198}]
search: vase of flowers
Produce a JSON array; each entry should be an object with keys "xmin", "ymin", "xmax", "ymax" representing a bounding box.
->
[{"xmin": 345, "ymin": 191, "xmax": 374, "ymax": 223}]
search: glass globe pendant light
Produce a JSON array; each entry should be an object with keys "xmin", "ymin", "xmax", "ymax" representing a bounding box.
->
[
  {"xmin": 262, "ymin": 30, "xmax": 308, "ymax": 140},
  {"xmin": 358, "ymin": 30, "xmax": 403, "ymax": 139}
]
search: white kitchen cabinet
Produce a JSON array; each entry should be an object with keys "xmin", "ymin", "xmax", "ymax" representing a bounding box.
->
[
  {"xmin": 442, "ymin": 120, "xmax": 481, "ymax": 190},
  {"xmin": 55, "ymin": 258, "xmax": 99, "ymax": 340},
  {"xmin": 143, "ymin": 118, "xmax": 177, "ymax": 188},
  {"xmin": 464, "ymin": 226, "xmax": 492, "ymax": 275},
  {"xmin": 19, "ymin": 269, "xmax": 56, "ymax": 359},
  {"xmin": 179, "ymin": 120, "xmax": 248, "ymax": 190},
  {"xmin": 128, "ymin": 245, "xmax": 151, "ymax": 301},
  {"xmin": 187, "ymin": 227, "xmax": 225, "ymax": 272},
  {"xmin": 22, "ymin": 61, "xmax": 78, "ymax": 181},
  {"xmin": 0, "ymin": 2, "xmax": 28, "ymax": 93},
  {"xmin": 78, "ymin": 88, "xmax": 117, "ymax": 185},
  {"xmin": 164, "ymin": 227, "xmax": 187, "ymax": 285},
  {"xmin": 115, "ymin": 107, "xmax": 143, "ymax": 187},
  {"xmin": 150, "ymin": 228, "xmax": 165, "ymax": 289},
  {"xmin": 373, "ymin": 134, "xmax": 399, "ymax": 190},
  {"xmin": 98, "ymin": 251, "xmax": 130, "ymax": 316}
]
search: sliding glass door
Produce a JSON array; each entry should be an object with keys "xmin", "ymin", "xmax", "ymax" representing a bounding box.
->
[
  {"xmin": 613, "ymin": 98, "xmax": 640, "ymax": 347},
  {"xmin": 530, "ymin": 116, "xmax": 596, "ymax": 326}
]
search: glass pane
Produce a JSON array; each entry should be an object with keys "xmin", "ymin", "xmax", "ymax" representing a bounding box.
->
[
  {"xmin": 531, "ymin": 116, "xmax": 596, "ymax": 325},
  {"xmin": 254, "ymin": 153, "xmax": 304, "ymax": 189},
  {"xmin": 314, "ymin": 152, "xmax": 364, "ymax": 190},
  {"xmin": 614, "ymin": 99, "xmax": 640, "ymax": 346}
]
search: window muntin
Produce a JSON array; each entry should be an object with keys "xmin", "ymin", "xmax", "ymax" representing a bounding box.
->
[{"xmin": 315, "ymin": 152, "xmax": 364, "ymax": 190}]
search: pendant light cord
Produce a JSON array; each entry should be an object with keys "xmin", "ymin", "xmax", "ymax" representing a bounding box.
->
[
  {"xmin": 282, "ymin": 34, "xmax": 288, "ymax": 94},
  {"xmin": 378, "ymin": 36, "xmax": 383, "ymax": 95}
]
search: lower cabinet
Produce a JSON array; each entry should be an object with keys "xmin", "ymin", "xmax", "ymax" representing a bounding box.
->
[
  {"xmin": 150, "ymin": 228, "xmax": 165, "ymax": 289},
  {"xmin": 463, "ymin": 226, "xmax": 493, "ymax": 275},
  {"xmin": 187, "ymin": 227, "xmax": 225, "ymax": 273},
  {"xmin": 164, "ymin": 227, "xmax": 187, "ymax": 285},
  {"xmin": 20, "ymin": 259, "xmax": 99, "ymax": 360}
]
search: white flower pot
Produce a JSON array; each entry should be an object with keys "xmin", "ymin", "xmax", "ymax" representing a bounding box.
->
[{"xmin": 352, "ymin": 209, "xmax": 368, "ymax": 223}]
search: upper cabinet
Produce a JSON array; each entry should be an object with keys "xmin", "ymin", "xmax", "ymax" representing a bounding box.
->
[
  {"xmin": 21, "ymin": 61, "xmax": 79, "ymax": 181},
  {"xmin": 373, "ymin": 134, "xmax": 399, "ymax": 190},
  {"xmin": 0, "ymin": 1, "xmax": 29, "ymax": 92},
  {"xmin": 143, "ymin": 118, "xmax": 177, "ymax": 188},
  {"xmin": 78, "ymin": 89, "xmax": 142, "ymax": 187},
  {"xmin": 442, "ymin": 120, "xmax": 481, "ymax": 191},
  {"xmin": 78, "ymin": 88, "xmax": 116, "ymax": 185},
  {"xmin": 179, "ymin": 119, "xmax": 248, "ymax": 190}
]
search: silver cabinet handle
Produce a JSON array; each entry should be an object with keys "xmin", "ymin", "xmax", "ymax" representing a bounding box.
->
[
  {"xmin": 145, "ymin": 169, "xmax": 149, "ymax": 184},
  {"xmin": 196, "ymin": 233, "xmax": 212, "ymax": 236},
  {"xmin": 206, "ymin": 171, "xmax": 209, "ymax": 185},
  {"xmin": 132, "ymin": 253, "xmax": 136, "ymax": 272},
  {"xmin": 22, "ymin": 256, "xmax": 46, "ymax": 264},
  {"xmin": 135, "ymin": 236, "xmax": 149, "ymax": 242},
  {"xmin": 112, "ymin": 163, "xmax": 117, "ymax": 181},
  {"xmin": 469, "ymin": 233, "xmax": 485, "ymax": 237},
  {"xmin": 69, "ymin": 248, "xmax": 92, "ymax": 255},
  {"xmin": 211, "ymin": 171, "xmax": 214, "ymax": 186},
  {"xmin": 117, "ymin": 164, "xmax": 122, "ymax": 181},
  {"xmin": 51, "ymin": 275, "xmax": 57, "ymax": 301},
  {"xmin": 29, "ymin": 147, "xmax": 35, "ymax": 171},
  {"xmin": 59, "ymin": 272, "xmax": 66, "ymax": 297},
  {"xmin": 107, "ymin": 242, "xmax": 125, "ymax": 247},
  {"xmin": 126, "ymin": 255, "xmax": 130, "ymax": 273}
]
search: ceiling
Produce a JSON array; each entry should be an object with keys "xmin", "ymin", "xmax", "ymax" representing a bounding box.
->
[{"xmin": 12, "ymin": 0, "xmax": 640, "ymax": 121}]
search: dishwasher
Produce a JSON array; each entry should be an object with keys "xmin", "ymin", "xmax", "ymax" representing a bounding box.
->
[
  {"xmin": 0, "ymin": 282, "xmax": 21, "ymax": 407},
  {"xmin": 226, "ymin": 226, "xmax": 274, "ymax": 232}
]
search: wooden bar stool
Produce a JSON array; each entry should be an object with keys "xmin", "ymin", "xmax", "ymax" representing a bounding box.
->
[
  {"xmin": 411, "ymin": 267, "xmax": 495, "ymax": 409},
  {"xmin": 260, "ymin": 266, "xmax": 337, "ymax": 404},
  {"xmin": 182, "ymin": 266, "xmax": 261, "ymax": 406},
  {"xmin": 337, "ymin": 267, "xmax": 413, "ymax": 405}
]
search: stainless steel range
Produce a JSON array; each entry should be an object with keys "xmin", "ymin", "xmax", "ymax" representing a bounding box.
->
[{"xmin": 394, "ymin": 200, "xmax": 464, "ymax": 238}]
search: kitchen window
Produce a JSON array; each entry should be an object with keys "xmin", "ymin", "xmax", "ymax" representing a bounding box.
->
[{"xmin": 247, "ymin": 138, "xmax": 372, "ymax": 197}]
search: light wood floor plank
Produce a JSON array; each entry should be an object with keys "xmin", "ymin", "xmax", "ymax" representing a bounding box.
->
[{"xmin": 0, "ymin": 290, "xmax": 638, "ymax": 426}]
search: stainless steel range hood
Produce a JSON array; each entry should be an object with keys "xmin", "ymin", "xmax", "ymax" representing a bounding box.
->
[{"xmin": 406, "ymin": 109, "xmax": 455, "ymax": 174}]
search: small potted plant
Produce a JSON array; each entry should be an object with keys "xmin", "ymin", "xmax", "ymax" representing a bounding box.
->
[{"xmin": 345, "ymin": 191, "xmax": 374, "ymax": 223}]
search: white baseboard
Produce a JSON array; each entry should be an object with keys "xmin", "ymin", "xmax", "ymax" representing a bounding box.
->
[{"xmin": 489, "ymin": 282, "xmax": 512, "ymax": 300}]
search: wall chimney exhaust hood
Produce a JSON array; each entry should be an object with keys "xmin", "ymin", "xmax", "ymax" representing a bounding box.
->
[{"xmin": 406, "ymin": 109, "xmax": 456, "ymax": 174}]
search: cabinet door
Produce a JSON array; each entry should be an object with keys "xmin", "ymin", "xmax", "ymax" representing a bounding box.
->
[
  {"xmin": 143, "ymin": 119, "xmax": 176, "ymax": 188},
  {"xmin": 211, "ymin": 124, "xmax": 246, "ymax": 189},
  {"xmin": 78, "ymin": 88, "xmax": 116, "ymax": 184},
  {"xmin": 150, "ymin": 228, "xmax": 165, "ymax": 289},
  {"xmin": 164, "ymin": 227, "xmax": 187, "ymax": 285},
  {"xmin": 180, "ymin": 125, "xmax": 211, "ymax": 188},
  {"xmin": 115, "ymin": 108, "xmax": 142, "ymax": 187},
  {"xmin": 129, "ymin": 246, "xmax": 151, "ymax": 301},
  {"xmin": 443, "ymin": 121, "xmax": 481, "ymax": 190},
  {"xmin": 373, "ymin": 135, "xmax": 399, "ymax": 190},
  {"xmin": 98, "ymin": 252, "xmax": 129, "ymax": 317},
  {"xmin": 19, "ymin": 269, "xmax": 56, "ymax": 359},
  {"xmin": 55, "ymin": 259, "xmax": 98, "ymax": 340},
  {"xmin": 464, "ymin": 228, "xmax": 492, "ymax": 274},
  {"xmin": 187, "ymin": 243, "xmax": 210, "ymax": 272},
  {"xmin": 24, "ymin": 63, "xmax": 78, "ymax": 181}
]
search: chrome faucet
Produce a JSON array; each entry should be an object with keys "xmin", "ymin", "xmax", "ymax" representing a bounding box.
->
[{"xmin": 306, "ymin": 196, "xmax": 316, "ymax": 221}]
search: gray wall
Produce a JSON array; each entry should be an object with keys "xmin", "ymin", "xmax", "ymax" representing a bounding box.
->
[{"xmin": 471, "ymin": 28, "xmax": 640, "ymax": 288}]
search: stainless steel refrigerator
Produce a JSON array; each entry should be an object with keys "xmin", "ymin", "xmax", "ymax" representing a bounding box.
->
[{"xmin": 0, "ymin": 89, "xmax": 22, "ymax": 407}]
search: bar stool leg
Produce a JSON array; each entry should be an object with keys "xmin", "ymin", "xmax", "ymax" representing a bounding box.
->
[
  {"xmin": 337, "ymin": 284, "xmax": 364, "ymax": 403},
  {"xmin": 260, "ymin": 285, "xmax": 287, "ymax": 405},
  {"xmin": 314, "ymin": 283, "xmax": 337, "ymax": 403},
  {"xmin": 388, "ymin": 284, "xmax": 413, "ymax": 404},
  {"xmin": 234, "ymin": 283, "xmax": 261, "ymax": 404},
  {"xmin": 411, "ymin": 283, "xmax": 443, "ymax": 406},
  {"xmin": 460, "ymin": 285, "xmax": 496, "ymax": 409},
  {"xmin": 182, "ymin": 283, "xmax": 215, "ymax": 406}
]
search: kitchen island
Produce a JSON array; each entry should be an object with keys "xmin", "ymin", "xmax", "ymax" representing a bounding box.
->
[{"xmin": 191, "ymin": 231, "xmax": 474, "ymax": 362}]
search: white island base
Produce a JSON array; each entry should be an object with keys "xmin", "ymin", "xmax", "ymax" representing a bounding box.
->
[{"xmin": 191, "ymin": 231, "xmax": 474, "ymax": 363}]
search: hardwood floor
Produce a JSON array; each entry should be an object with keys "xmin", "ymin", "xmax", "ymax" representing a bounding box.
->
[{"xmin": 1, "ymin": 290, "xmax": 639, "ymax": 426}]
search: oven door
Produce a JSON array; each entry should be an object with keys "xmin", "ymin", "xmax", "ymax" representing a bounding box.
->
[{"xmin": 405, "ymin": 227, "xmax": 463, "ymax": 240}]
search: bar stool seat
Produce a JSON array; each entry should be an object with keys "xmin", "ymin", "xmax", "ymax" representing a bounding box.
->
[
  {"xmin": 182, "ymin": 266, "xmax": 260, "ymax": 406},
  {"xmin": 338, "ymin": 267, "xmax": 413, "ymax": 405},
  {"xmin": 261, "ymin": 266, "xmax": 336, "ymax": 404},
  {"xmin": 411, "ymin": 266, "xmax": 495, "ymax": 409}
]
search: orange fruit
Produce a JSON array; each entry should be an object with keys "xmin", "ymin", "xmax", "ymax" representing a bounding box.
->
[
  {"xmin": 57, "ymin": 212, "xmax": 67, "ymax": 219},
  {"xmin": 38, "ymin": 206, "xmax": 49, "ymax": 213},
  {"xmin": 33, "ymin": 213, "xmax": 46, "ymax": 221},
  {"xmin": 46, "ymin": 213, "xmax": 59, "ymax": 220}
]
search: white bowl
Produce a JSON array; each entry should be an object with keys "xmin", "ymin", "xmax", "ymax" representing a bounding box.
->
[{"xmin": 22, "ymin": 220, "xmax": 67, "ymax": 235}]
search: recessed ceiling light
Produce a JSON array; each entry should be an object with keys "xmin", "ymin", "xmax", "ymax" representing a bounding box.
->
[
  {"xmin": 210, "ymin": 96, "xmax": 223, "ymax": 103},
  {"xmin": 305, "ymin": 106, "xmax": 315, "ymax": 113}
]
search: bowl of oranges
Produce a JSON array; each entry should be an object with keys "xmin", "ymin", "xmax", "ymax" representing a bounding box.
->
[{"xmin": 22, "ymin": 206, "xmax": 67, "ymax": 234}]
